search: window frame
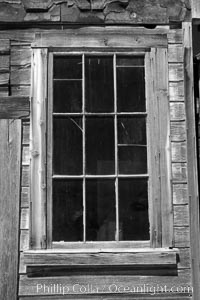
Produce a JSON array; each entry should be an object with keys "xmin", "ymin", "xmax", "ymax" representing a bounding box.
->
[{"xmin": 29, "ymin": 28, "xmax": 173, "ymax": 254}]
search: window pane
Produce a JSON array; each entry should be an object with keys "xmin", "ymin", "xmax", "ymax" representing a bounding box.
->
[
  {"xmin": 118, "ymin": 146, "xmax": 147, "ymax": 174},
  {"xmin": 86, "ymin": 179, "xmax": 115, "ymax": 241},
  {"xmin": 85, "ymin": 56, "xmax": 114, "ymax": 112},
  {"xmin": 117, "ymin": 56, "xmax": 144, "ymax": 66},
  {"xmin": 53, "ymin": 180, "xmax": 83, "ymax": 242},
  {"xmin": 53, "ymin": 117, "xmax": 82, "ymax": 175},
  {"xmin": 118, "ymin": 117, "xmax": 146, "ymax": 145},
  {"xmin": 117, "ymin": 65, "xmax": 145, "ymax": 112},
  {"xmin": 119, "ymin": 179, "xmax": 149, "ymax": 240},
  {"xmin": 86, "ymin": 117, "xmax": 115, "ymax": 175},
  {"xmin": 54, "ymin": 56, "xmax": 82, "ymax": 79},
  {"xmin": 53, "ymin": 81, "xmax": 82, "ymax": 113}
]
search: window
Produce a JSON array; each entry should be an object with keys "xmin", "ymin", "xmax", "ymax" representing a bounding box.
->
[
  {"xmin": 30, "ymin": 29, "xmax": 173, "ymax": 254},
  {"xmin": 50, "ymin": 54, "xmax": 149, "ymax": 245}
]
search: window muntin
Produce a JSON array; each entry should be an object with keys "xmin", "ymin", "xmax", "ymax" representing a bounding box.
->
[{"xmin": 51, "ymin": 53, "xmax": 149, "ymax": 244}]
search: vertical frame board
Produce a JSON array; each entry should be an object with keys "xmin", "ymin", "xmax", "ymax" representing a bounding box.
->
[
  {"xmin": 30, "ymin": 48, "xmax": 48, "ymax": 249},
  {"xmin": 183, "ymin": 22, "xmax": 200, "ymax": 300},
  {"xmin": 145, "ymin": 50, "xmax": 162, "ymax": 247},
  {"xmin": 192, "ymin": 0, "xmax": 200, "ymax": 18},
  {"xmin": 156, "ymin": 48, "xmax": 173, "ymax": 247},
  {"xmin": 0, "ymin": 119, "xmax": 21, "ymax": 300},
  {"xmin": 146, "ymin": 48, "xmax": 173, "ymax": 248}
]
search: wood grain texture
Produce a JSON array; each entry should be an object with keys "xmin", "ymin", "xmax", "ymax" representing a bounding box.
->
[
  {"xmin": 19, "ymin": 269, "xmax": 192, "ymax": 296},
  {"xmin": 0, "ymin": 96, "xmax": 29, "ymax": 118},
  {"xmin": 178, "ymin": 248, "xmax": 191, "ymax": 269},
  {"xmin": 168, "ymin": 45, "xmax": 184, "ymax": 63},
  {"xmin": 0, "ymin": 72, "xmax": 9, "ymax": 86},
  {"xmin": 183, "ymin": 21, "xmax": 200, "ymax": 300},
  {"xmin": 11, "ymin": 66, "xmax": 31, "ymax": 85},
  {"xmin": 11, "ymin": 46, "xmax": 31, "ymax": 66},
  {"xmin": 169, "ymin": 64, "xmax": 184, "ymax": 82},
  {"xmin": 20, "ymin": 208, "xmax": 30, "ymax": 230},
  {"xmin": 170, "ymin": 121, "xmax": 186, "ymax": 141},
  {"xmin": 171, "ymin": 142, "xmax": 187, "ymax": 162},
  {"xmin": 172, "ymin": 163, "xmax": 187, "ymax": 181},
  {"xmin": 0, "ymin": 55, "xmax": 9, "ymax": 72},
  {"xmin": 0, "ymin": 119, "xmax": 21, "ymax": 300},
  {"xmin": 30, "ymin": 48, "xmax": 47, "ymax": 249},
  {"xmin": 0, "ymin": 39, "xmax": 10, "ymax": 54},
  {"xmin": 21, "ymin": 165, "xmax": 30, "ymax": 187},
  {"xmin": 21, "ymin": 187, "xmax": 30, "ymax": 208},
  {"xmin": 173, "ymin": 184, "xmax": 188, "ymax": 205},
  {"xmin": 33, "ymin": 29, "xmax": 167, "ymax": 48},
  {"xmin": 23, "ymin": 249, "xmax": 178, "ymax": 266},
  {"xmin": 174, "ymin": 205, "xmax": 189, "ymax": 226},
  {"xmin": 170, "ymin": 103, "xmax": 185, "ymax": 120},
  {"xmin": 20, "ymin": 229, "xmax": 29, "ymax": 251},
  {"xmin": 169, "ymin": 82, "xmax": 184, "ymax": 101},
  {"xmin": 174, "ymin": 227, "xmax": 190, "ymax": 247},
  {"xmin": 145, "ymin": 50, "xmax": 161, "ymax": 247},
  {"xmin": 192, "ymin": 0, "xmax": 200, "ymax": 18},
  {"xmin": 11, "ymin": 85, "xmax": 30, "ymax": 96}
]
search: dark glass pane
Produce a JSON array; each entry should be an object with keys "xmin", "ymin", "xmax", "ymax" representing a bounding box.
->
[
  {"xmin": 85, "ymin": 56, "xmax": 114, "ymax": 112},
  {"xmin": 118, "ymin": 146, "xmax": 147, "ymax": 174},
  {"xmin": 53, "ymin": 180, "xmax": 83, "ymax": 241},
  {"xmin": 86, "ymin": 179, "xmax": 115, "ymax": 241},
  {"xmin": 119, "ymin": 179, "xmax": 149, "ymax": 240},
  {"xmin": 54, "ymin": 56, "xmax": 82, "ymax": 79},
  {"xmin": 86, "ymin": 117, "xmax": 115, "ymax": 175},
  {"xmin": 117, "ymin": 66, "xmax": 145, "ymax": 112},
  {"xmin": 118, "ymin": 117, "xmax": 146, "ymax": 145},
  {"xmin": 53, "ymin": 117, "xmax": 82, "ymax": 175},
  {"xmin": 116, "ymin": 56, "xmax": 144, "ymax": 66},
  {"xmin": 53, "ymin": 81, "xmax": 82, "ymax": 113}
]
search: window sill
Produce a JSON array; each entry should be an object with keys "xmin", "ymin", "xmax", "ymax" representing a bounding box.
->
[{"xmin": 23, "ymin": 248, "xmax": 178, "ymax": 267}]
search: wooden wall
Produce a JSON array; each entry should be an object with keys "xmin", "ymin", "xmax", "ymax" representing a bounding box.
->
[
  {"xmin": 0, "ymin": 0, "xmax": 191, "ymax": 24},
  {"xmin": 0, "ymin": 27, "xmax": 195, "ymax": 299}
]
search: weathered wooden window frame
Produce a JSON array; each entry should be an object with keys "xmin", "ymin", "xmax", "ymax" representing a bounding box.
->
[{"xmin": 28, "ymin": 28, "xmax": 174, "ymax": 263}]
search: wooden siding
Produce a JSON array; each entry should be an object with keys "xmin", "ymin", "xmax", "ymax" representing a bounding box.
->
[
  {"xmin": 0, "ymin": 27, "xmax": 194, "ymax": 298},
  {"xmin": 0, "ymin": 120, "xmax": 21, "ymax": 300}
]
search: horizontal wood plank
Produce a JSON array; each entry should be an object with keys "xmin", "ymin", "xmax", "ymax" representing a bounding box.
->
[
  {"xmin": 170, "ymin": 103, "xmax": 185, "ymax": 120},
  {"xmin": 171, "ymin": 142, "xmax": 187, "ymax": 162},
  {"xmin": 174, "ymin": 205, "xmax": 189, "ymax": 226},
  {"xmin": 21, "ymin": 187, "xmax": 30, "ymax": 208},
  {"xmin": 178, "ymin": 248, "xmax": 191, "ymax": 269},
  {"xmin": 170, "ymin": 121, "xmax": 186, "ymax": 141},
  {"xmin": 11, "ymin": 46, "xmax": 31, "ymax": 66},
  {"xmin": 20, "ymin": 229, "xmax": 29, "ymax": 251},
  {"xmin": 174, "ymin": 227, "xmax": 190, "ymax": 247},
  {"xmin": 169, "ymin": 82, "xmax": 184, "ymax": 101},
  {"xmin": 22, "ymin": 146, "xmax": 30, "ymax": 165},
  {"xmin": 22, "ymin": 121, "xmax": 30, "ymax": 144},
  {"xmin": 173, "ymin": 184, "xmax": 188, "ymax": 205},
  {"xmin": 0, "ymin": 55, "xmax": 9, "ymax": 73},
  {"xmin": 169, "ymin": 64, "xmax": 184, "ymax": 82},
  {"xmin": 0, "ymin": 96, "xmax": 29, "ymax": 118},
  {"xmin": 172, "ymin": 163, "xmax": 187, "ymax": 181},
  {"xmin": 19, "ymin": 269, "xmax": 192, "ymax": 296},
  {"xmin": 167, "ymin": 30, "xmax": 183, "ymax": 44},
  {"xmin": 23, "ymin": 249, "xmax": 178, "ymax": 266},
  {"xmin": 11, "ymin": 66, "xmax": 31, "ymax": 85},
  {"xmin": 33, "ymin": 30, "xmax": 167, "ymax": 48},
  {"xmin": 168, "ymin": 45, "xmax": 184, "ymax": 63},
  {"xmin": 0, "ymin": 39, "xmax": 10, "ymax": 54},
  {"xmin": 22, "ymin": 166, "xmax": 30, "ymax": 187},
  {"xmin": 11, "ymin": 85, "xmax": 30, "ymax": 96},
  {"xmin": 0, "ymin": 72, "xmax": 9, "ymax": 86},
  {"xmin": 20, "ymin": 208, "xmax": 29, "ymax": 230},
  {"xmin": 0, "ymin": 86, "xmax": 8, "ymax": 96}
]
